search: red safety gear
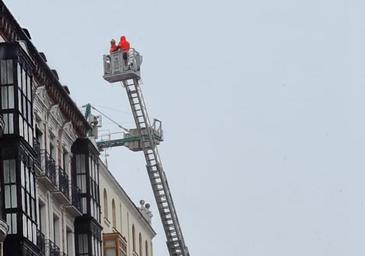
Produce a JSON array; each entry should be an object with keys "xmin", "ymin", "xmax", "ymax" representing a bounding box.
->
[
  {"xmin": 110, "ymin": 39, "xmax": 119, "ymax": 53},
  {"xmin": 119, "ymin": 36, "xmax": 130, "ymax": 53}
]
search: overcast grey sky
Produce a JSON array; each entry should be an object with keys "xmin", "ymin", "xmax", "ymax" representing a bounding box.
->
[{"xmin": 6, "ymin": 0, "xmax": 365, "ymax": 255}]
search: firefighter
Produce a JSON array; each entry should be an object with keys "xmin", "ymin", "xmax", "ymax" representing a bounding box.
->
[
  {"xmin": 109, "ymin": 39, "xmax": 119, "ymax": 53},
  {"xmin": 119, "ymin": 35, "xmax": 130, "ymax": 62},
  {"xmin": 119, "ymin": 35, "xmax": 130, "ymax": 52}
]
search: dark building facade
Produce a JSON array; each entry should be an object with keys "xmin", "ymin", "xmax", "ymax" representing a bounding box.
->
[{"xmin": 0, "ymin": 1, "xmax": 101, "ymax": 256}]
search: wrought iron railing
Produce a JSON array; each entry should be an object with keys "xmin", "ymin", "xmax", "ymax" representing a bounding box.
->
[
  {"xmin": 58, "ymin": 167, "xmax": 70, "ymax": 199},
  {"xmin": 37, "ymin": 229, "xmax": 46, "ymax": 255},
  {"xmin": 48, "ymin": 240, "xmax": 61, "ymax": 256},
  {"xmin": 45, "ymin": 152, "xmax": 57, "ymax": 185},
  {"xmin": 33, "ymin": 138, "xmax": 41, "ymax": 165}
]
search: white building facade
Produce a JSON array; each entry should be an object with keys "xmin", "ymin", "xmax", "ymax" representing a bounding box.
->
[{"xmin": 99, "ymin": 161, "xmax": 156, "ymax": 256}]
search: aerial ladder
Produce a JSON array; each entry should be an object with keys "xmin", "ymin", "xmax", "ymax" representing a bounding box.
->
[{"xmin": 100, "ymin": 45, "xmax": 190, "ymax": 256}]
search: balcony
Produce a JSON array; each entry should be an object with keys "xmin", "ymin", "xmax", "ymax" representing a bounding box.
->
[
  {"xmin": 37, "ymin": 229, "xmax": 46, "ymax": 255},
  {"xmin": 52, "ymin": 166, "xmax": 70, "ymax": 203},
  {"xmin": 48, "ymin": 240, "xmax": 61, "ymax": 256},
  {"xmin": 35, "ymin": 150, "xmax": 57, "ymax": 190}
]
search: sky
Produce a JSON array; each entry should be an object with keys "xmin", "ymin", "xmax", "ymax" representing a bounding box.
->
[{"xmin": 5, "ymin": 0, "xmax": 365, "ymax": 255}]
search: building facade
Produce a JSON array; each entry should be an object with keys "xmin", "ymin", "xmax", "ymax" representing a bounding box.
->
[
  {"xmin": 99, "ymin": 161, "xmax": 156, "ymax": 256},
  {"xmin": 0, "ymin": 1, "xmax": 155, "ymax": 256}
]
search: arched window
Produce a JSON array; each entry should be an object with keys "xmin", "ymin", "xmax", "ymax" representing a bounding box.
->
[
  {"xmin": 139, "ymin": 233, "xmax": 143, "ymax": 256},
  {"xmin": 145, "ymin": 240, "xmax": 149, "ymax": 256},
  {"xmin": 119, "ymin": 203, "xmax": 123, "ymax": 231},
  {"xmin": 103, "ymin": 189, "xmax": 108, "ymax": 219},
  {"xmin": 112, "ymin": 199, "xmax": 116, "ymax": 228},
  {"xmin": 132, "ymin": 225, "xmax": 136, "ymax": 252}
]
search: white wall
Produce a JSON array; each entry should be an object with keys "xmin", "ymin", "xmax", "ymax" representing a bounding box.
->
[{"xmin": 99, "ymin": 162, "xmax": 155, "ymax": 256}]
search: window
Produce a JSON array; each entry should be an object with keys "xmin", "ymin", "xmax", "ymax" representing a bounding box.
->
[
  {"xmin": 1, "ymin": 85, "xmax": 14, "ymax": 109},
  {"xmin": 103, "ymin": 189, "xmax": 108, "ymax": 219},
  {"xmin": 63, "ymin": 149, "xmax": 69, "ymax": 173},
  {"xmin": 3, "ymin": 159, "xmax": 17, "ymax": 234},
  {"xmin": 76, "ymin": 154, "xmax": 87, "ymax": 214},
  {"xmin": 15, "ymin": 63, "xmax": 33, "ymax": 145},
  {"xmin": 0, "ymin": 59, "xmax": 14, "ymax": 85},
  {"xmin": 120, "ymin": 203, "xmax": 123, "ymax": 232},
  {"xmin": 2, "ymin": 113, "xmax": 13, "ymax": 134},
  {"xmin": 78, "ymin": 234, "xmax": 88, "ymax": 256},
  {"xmin": 20, "ymin": 158, "xmax": 37, "ymax": 244},
  {"xmin": 132, "ymin": 225, "xmax": 136, "ymax": 252},
  {"xmin": 89, "ymin": 156, "xmax": 100, "ymax": 222},
  {"xmin": 53, "ymin": 214, "xmax": 60, "ymax": 247},
  {"xmin": 67, "ymin": 227, "xmax": 73, "ymax": 256},
  {"xmin": 112, "ymin": 199, "xmax": 116, "ymax": 228},
  {"xmin": 139, "ymin": 233, "xmax": 143, "ymax": 256},
  {"xmin": 145, "ymin": 241, "xmax": 149, "ymax": 256},
  {"xmin": 38, "ymin": 200, "xmax": 46, "ymax": 235}
]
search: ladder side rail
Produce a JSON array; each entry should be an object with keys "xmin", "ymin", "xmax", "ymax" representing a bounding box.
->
[
  {"xmin": 123, "ymin": 78, "xmax": 189, "ymax": 256},
  {"xmin": 131, "ymin": 82, "xmax": 186, "ymax": 244}
]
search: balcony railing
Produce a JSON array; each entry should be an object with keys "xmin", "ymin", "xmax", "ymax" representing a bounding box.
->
[
  {"xmin": 34, "ymin": 149, "xmax": 73, "ymax": 203},
  {"xmin": 37, "ymin": 229, "xmax": 46, "ymax": 255},
  {"xmin": 48, "ymin": 240, "xmax": 61, "ymax": 256},
  {"xmin": 35, "ymin": 149, "xmax": 57, "ymax": 186},
  {"xmin": 45, "ymin": 153, "xmax": 57, "ymax": 186},
  {"xmin": 33, "ymin": 138, "xmax": 41, "ymax": 164},
  {"xmin": 58, "ymin": 167, "xmax": 70, "ymax": 200}
]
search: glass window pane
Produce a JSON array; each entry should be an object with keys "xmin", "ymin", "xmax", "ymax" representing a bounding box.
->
[
  {"xmin": 12, "ymin": 213, "xmax": 17, "ymax": 234},
  {"xmin": 18, "ymin": 89, "xmax": 22, "ymax": 112},
  {"xmin": 8, "ymin": 85, "xmax": 14, "ymax": 109},
  {"xmin": 19, "ymin": 116, "xmax": 23, "ymax": 137},
  {"xmin": 82, "ymin": 198, "xmax": 87, "ymax": 214},
  {"xmin": 8, "ymin": 113, "xmax": 13, "ymax": 134},
  {"xmin": 4, "ymin": 186, "xmax": 10, "ymax": 209},
  {"xmin": 80, "ymin": 155, "xmax": 85, "ymax": 174},
  {"xmin": 21, "ymin": 161, "xmax": 25, "ymax": 187},
  {"xmin": 6, "ymin": 214, "xmax": 11, "ymax": 234},
  {"xmin": 33, "ymin": 223, "xmax": 37, "ymax": 245},
  {"xmin": 1, "ymin": 60, "xmax": 7, "ymax": 85},
  {"xmin": 82, "ymin": 176, "xmax": 86, "ymax": 193},
  {"xmin": 28, "ymin": 219, "xmax": 32, "ymax": 241},
  {"xmin": 27, "ymin": 101, "xmax": 31, "ymax": 122},
  {"xmin": 27, "ymin": 76, "xmax": 31, "ymax": 99},
  {"xmin": 17, "ymin": 65, "xmax": 21, "ymax": 87},
  {"xmin": 22, "ymin": 189, "xmax": 25, "ymax": 211},
  {"xmin": 83, "ymin": 234, "xmax": 88, "ymax": 253},
  {"xmin": 22, "ymin": 71, "xmax": 26, "ymax": 94},
  {"xmin": 30, "ymin": 172, "xmax": 34, "ymax": 197},
  {"xmin": 6, "ymin": 60, "xmax": 13, "ymax": 84},
  {"xmin": 11, "ymin": 185, "xmax": 17, "ymax": 208},
  {"xmin": 23, "ymin": 214, "xmax": 27, "ymax": 238},
  {"xmin": 26, "ymin": 194, "xmax": 30, "ymax": 215},
  {"xmin": 4, "ymin": 160, "xmax": 9, "ymax": 183},
  {"xmin": 9, "ymin": 159, "xmax": 16, "ymax": 183},
  {"xmin": 1, "ymin": 87, "xmax": 7, "ymax": 109},
  {"xmin": 24, "ymin": 122, "xmax": 28, "ymax": 143},
  {"xmin": 22, "ymin": 96, "xmax": 26, "ymax": 118},
  {"xmin": 106, "ymin": 248, "xmax": 116, "ymax": 256}
]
